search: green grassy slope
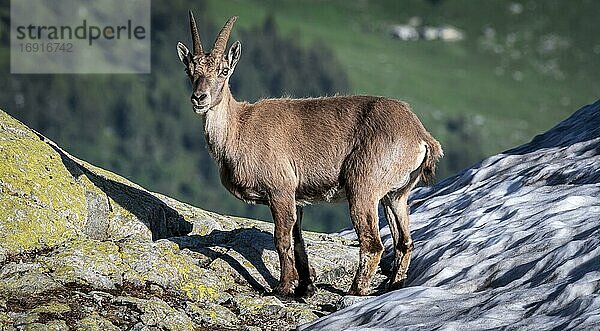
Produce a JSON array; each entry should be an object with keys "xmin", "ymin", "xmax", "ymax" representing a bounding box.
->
[{"xmin": 206, "ymin": 0, "xmax": 599, "ymax": 156}]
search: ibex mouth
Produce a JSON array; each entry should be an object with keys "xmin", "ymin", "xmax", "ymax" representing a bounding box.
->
[{"xmin": 193, "ymin": 104, "xmax": 209, "ymax": 114}]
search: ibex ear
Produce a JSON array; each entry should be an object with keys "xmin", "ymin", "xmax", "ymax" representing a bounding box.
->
[
  {"xmin": 177, "ymin": 42, "xmax": 191, "ymax": 64},
  {"xmin": 227, "ymin": 40, "xmax": 242, "ymax": 70}
]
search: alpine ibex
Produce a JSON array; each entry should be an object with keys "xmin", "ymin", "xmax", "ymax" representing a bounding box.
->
[{"xmin": 177, "ymin": 13, "xmax": 443, "ymax": 297}]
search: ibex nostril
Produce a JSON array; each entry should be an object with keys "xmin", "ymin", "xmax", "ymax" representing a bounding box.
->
[{"xmin": 192, "ymin": 93, "xmax": 208, "ymax": 102}]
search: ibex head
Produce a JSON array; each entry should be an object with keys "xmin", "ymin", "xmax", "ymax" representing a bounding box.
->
[{"xmin": 177, "ymin": 12, "xmax": 241, "ymax": 114}]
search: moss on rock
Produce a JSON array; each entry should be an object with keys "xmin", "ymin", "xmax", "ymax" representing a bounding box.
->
[
  {"xmin": 116, "ymin": 296, "xmax": 195, "ymax": 331},
  {"xmin": 24, "ymin": 319, "xmax": 68, "ymax": 331},
  {"xmin": 119, "ymin": 239, "xmax": 233, "ymax": 303},
  {"xmin": 76, "ymin": 313, "xmax": 119, "ymax": 331},
  {"xmin": 0, "ymin": 262, "xmax": 60, "ymax": 297},
  {"xmin": 0, "ymin": 109, "xmax": 193, "ymax": 255},
  {"xmin": 30, "ymin": 301, "xmax": 71, "ymax": 314},
  {"xmin": 0, "ymin": 111, "xmax": 87, "ymax": 254},
  {"xmin": 40, "ymin": 239, "xmax": 127, "ymax": 289},
  {"xmin": 0, "ymin": 311, "xmax": 11, "ymax": 329},
  {"xmin": 233, "ymin": 294, "xmax": 285, "ymax": 316},
  {"xmin": 185, "ymin": 301, "xmax": 239, "ymax": 328}
]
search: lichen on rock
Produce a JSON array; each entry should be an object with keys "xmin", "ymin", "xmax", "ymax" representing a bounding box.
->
[
  {"xmin": 118, "ymin": 239, "xmax": 234, "ymax": 303},
  {"xmin": 115, "ymin": 296, "xmax": 195, "ymax": 331},
  {"xmin": 40, "ymin": 239, "xmax": 126, "ymax": 290},
  {"xmin": 76, "ymin": 313, "xmax": 120, "ymax": 331},
  {"xmin": 185, "ymin": 301, "xmax": 240, "ymax": 328},
  {"xmin": 0, "ymin": 111, "xmax": 87, "ymax": 254},
  {"xmin": 0, "ymin": 262, "xmax": 61, "ymax": 297}
]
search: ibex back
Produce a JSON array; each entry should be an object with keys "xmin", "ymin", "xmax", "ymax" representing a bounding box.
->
[{"xmin": 177, "ymin": 13, "xmax": 443, "ymax": 297}]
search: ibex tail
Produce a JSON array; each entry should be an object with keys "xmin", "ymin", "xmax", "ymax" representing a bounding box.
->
[{"xmin": 420, "ymin": 134, "xmax": 444, "ymax": 185}]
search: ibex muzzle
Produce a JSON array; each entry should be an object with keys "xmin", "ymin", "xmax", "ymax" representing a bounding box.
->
[
  {"xmin": 177, "ymin": 13, "xmax": 443, "ymax": 297},
  {"xmin": 191, "ymin": 87, "xmax": 210, "ymax": 114}
]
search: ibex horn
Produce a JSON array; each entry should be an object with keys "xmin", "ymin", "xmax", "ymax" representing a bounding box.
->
[
  {"xmin": 189, "ymin": 10, "xmax": 203, "ymax": 54},
  {"xmin": 213, "ymin": 16, "xmax": 238, "ymax": 56}
]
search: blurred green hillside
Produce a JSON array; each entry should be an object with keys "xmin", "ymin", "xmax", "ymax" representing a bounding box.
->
[
  {"xmin": 208, "ymin": 0, "xmax": 599, "ymax": 151},
  {"xmin": 1, "ymin": 0, "xmax": 598, "ymax": 232}
]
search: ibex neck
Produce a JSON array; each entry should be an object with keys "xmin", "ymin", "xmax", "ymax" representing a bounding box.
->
[{"xmin": 203, "ymin": 86, "xmax": 241, "ymax": 164}]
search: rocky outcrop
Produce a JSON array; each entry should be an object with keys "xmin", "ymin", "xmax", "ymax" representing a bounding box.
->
[
  {"xmin": 0, "ymin": 110, "xmax": 367, "ymax": 330},
  {"xmin": 5, "ymin": 99, "xmax": 598, "ymax": 330}
]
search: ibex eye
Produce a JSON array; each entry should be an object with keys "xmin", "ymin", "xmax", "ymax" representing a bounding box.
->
[{"xmin": 221, "ymin": 68, "xmax": 229, "ymax": 76}]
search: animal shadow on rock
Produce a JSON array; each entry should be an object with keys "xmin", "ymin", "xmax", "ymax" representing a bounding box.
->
[
  {"xmin": 47, "ymin": 139, "xmax": 193, "ymax": 240},
  {"xmin": 47, "ymin": 136, "xmax": 292, "ymax": 296},
  {"xmin": 170, "ymin": 228, "xmax": 280, "ymax": 294}
]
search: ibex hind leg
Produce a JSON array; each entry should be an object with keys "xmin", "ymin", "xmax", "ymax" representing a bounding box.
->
[
  {"xmin": 347, "ymin": 193, "xmax": 384, "ymax": 296},
  {"xmin": 382, "ymin": 149, "xmax": 427, "ymax": 291},
  {"xmin": 382, "ymin": 190, "xmax": 415, "ymax": 291},
  {"xmin": 381, "ymin": 196, "xmax": 404, "ymax": 287}
]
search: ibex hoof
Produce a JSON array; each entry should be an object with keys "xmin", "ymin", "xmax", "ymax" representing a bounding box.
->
[
  {"xmin": 347, "ymin": 286, "xmax": 370, "ymax": 296},
  {"xmin": 386, "ymin": 278, "xmax": 406, "ymax": 292},
  {"xmin": 295, "ymin": 281, "xmax": 316, "ymax": 298},
  {"xmin": 273, "ymin": 282, "xmax": 295, "ymax": 297}
]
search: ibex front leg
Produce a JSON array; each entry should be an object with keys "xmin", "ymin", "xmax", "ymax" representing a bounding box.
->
[
  {"xmin": 270, "ymin": 194, "xmax": 298, "ymax": 296},
  {"xmin": 293, "ymin": 207, "xmax": 316, "ymax": 297}
]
